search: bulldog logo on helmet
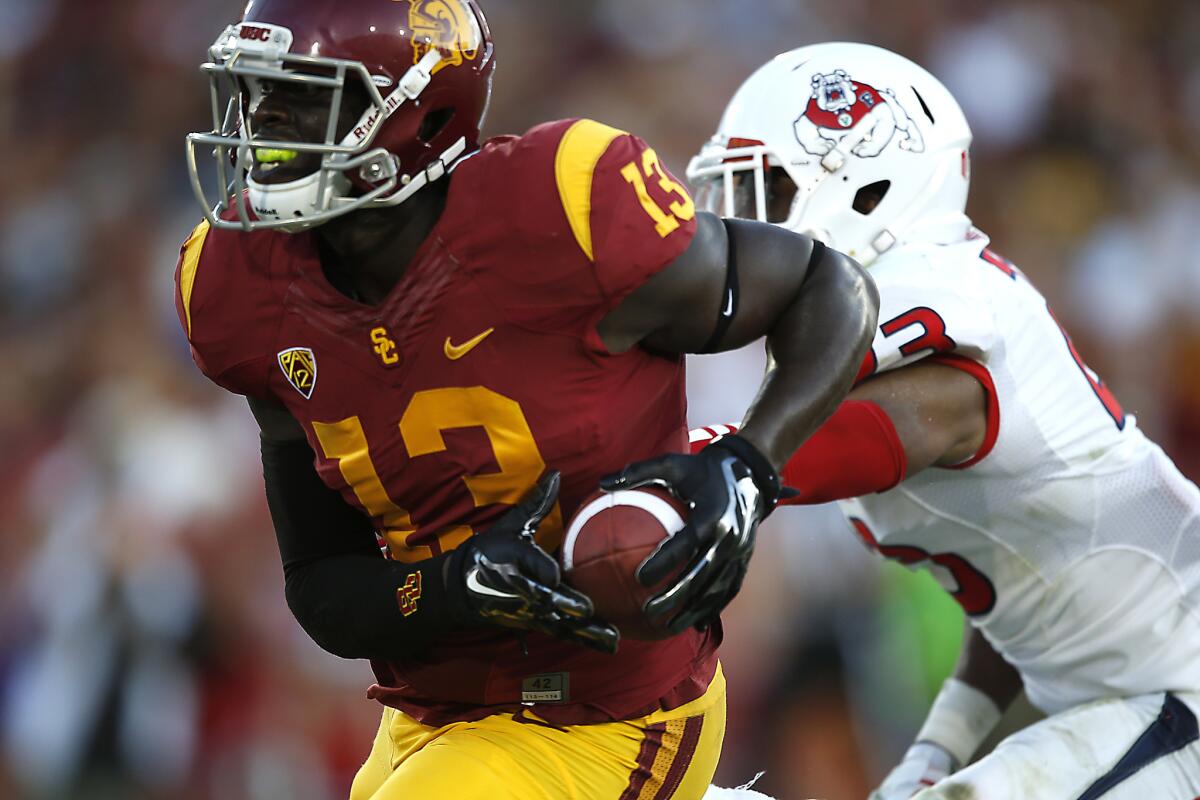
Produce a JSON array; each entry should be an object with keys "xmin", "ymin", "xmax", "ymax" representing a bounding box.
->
[
  {"xmin": 409, "ymin": 0, "xmax": 482, "ymax": 74},
  {"xmin": 793, "ymin": 69, "xmax": 925, "ymax": 159}
]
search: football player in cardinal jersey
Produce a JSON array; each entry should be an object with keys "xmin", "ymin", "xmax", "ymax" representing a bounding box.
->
[
  {"xmin": 173, "ymin": 2, "xmax": 877, "ymax": 798},
  {"xmin": 688, "ymin": 43, "xmax": 1200, "ymax": 799}
]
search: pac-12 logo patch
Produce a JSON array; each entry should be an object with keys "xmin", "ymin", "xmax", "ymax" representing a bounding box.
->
[{"xmin": 278, "ymin": 347, "xmax": 317, "ymax": 399}]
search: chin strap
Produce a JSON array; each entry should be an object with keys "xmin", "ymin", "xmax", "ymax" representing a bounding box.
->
[
  {"xmin": 338, "ymin": 49, "xmax": 445, "ymax": 152},
  {"xmin": 333, "ymin": 136, "xmax": 469, "ymax": 212},
  {"xmin": 319, "ymin": 49, "xmax": 460, "ymax": 212}
]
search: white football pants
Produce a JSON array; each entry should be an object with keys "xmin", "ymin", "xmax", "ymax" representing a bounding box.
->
[{"xmin": 917, "ymin": 691, "xmax": 1200, "ymax": 799}]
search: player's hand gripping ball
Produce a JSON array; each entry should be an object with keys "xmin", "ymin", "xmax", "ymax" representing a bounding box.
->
[
  {"xmin": 454, "ymin": 471, "xmax": 620, "ymax": 654},
  {"xmin": 598, "ymin": 434, "xmax": 781, "ymax": 634},
  {"xmin": 560, "ymin": 487, "xmax": 689, "ymax": 640}
]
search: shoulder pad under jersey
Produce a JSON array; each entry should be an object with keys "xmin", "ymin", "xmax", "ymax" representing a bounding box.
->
[
  {"xmin": 446, "ymin": 118, "xmax": 698, "ymax": 329},
  {"xmin": 858, "ymin": 242, "xmax": 999, "ymax": 380},
  {"xmin": 173, "ymin": 216, "xmax": 285, "ymax": 397}
]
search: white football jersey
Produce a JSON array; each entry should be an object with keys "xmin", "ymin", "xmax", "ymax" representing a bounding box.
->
[{"xmin": 839, "ymin": 233, "xmax": 1200, "ymax": 715}]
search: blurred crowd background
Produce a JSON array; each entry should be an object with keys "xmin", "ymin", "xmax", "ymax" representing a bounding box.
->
[{"xmin": 1, "ymin": 0, "xmax": 1198, "ymax": 798}]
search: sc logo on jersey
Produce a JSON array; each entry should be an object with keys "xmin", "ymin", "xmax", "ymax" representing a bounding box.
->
[{"xmin": 371, "ymin": 326, "xmax": 401, "ymax": 366}]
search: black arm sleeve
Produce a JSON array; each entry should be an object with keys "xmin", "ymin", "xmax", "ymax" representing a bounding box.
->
[{"xmin": 260, "ymin": 436, "xmax": 471, "ymax": 661}]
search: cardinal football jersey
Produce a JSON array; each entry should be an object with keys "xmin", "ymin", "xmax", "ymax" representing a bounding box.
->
[
  {"xmin": 840, "ymin": 233, "xmax": 1200, "ymax": 715},
  {"xmin": 174, "ymin": 118, "xmax": 718, "ymax": 726}
]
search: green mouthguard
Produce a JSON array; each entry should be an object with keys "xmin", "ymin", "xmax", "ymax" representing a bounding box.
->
[{"xmin": 255, "ymin": 148, "xmax": 299, "ymax": 163}]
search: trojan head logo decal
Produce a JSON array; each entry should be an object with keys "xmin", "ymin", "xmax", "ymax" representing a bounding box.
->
[
  {"xmin": 278, "ymin": 347, "xmax": 317, "ymax": 399},
  {"xmin": 409, "ymin": 0, "xmax": 482, "ymax": 74},
  {"xmin": 794, "ymin": 69, "xmax": 925, "ymax": 159}
]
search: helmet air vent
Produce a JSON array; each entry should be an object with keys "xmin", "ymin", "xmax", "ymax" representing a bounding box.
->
[
  {"xmin": 419, "ymin": 108, "xmax": 455, "ymax": 142},
  {"xmin": 912, "ymin": 86, "xmax": 935, "ymax": 125}
]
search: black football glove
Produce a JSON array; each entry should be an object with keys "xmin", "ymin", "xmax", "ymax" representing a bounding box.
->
[
  {"xmin": 446, "ymin": 470, "xmax": 620, "ymax": 654},
  {"xmin": 600, "ymin": 434, "xmax": 782, "ymax": 634}
]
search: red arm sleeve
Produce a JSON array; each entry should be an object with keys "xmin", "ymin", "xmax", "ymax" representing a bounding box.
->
[{"xmin": 690, "ymin": 400, "xmax": 908, "ymax": 504}]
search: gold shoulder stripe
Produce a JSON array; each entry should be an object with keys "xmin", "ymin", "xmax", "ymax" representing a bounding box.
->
[
  {"xmin": 179, "ymin": 220, "xmax": 211, "ymax": 337},
  {"xmin": 554, "ymin": 119, "xmax": 626, "ymax": 262}
]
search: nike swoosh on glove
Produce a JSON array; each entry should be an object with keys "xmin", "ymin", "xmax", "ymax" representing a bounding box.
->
[{"xmin": 447, "ymin": 470, "xmax": 620, "ymax": 654}]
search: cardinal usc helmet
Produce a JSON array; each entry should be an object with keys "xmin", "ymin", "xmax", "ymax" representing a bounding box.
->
[
  {"xmin": 186, "ymin": 0, "xmax": 495, "ymax": 232},
  {"xmin": 687, "ymin": 43, "xmax": 971, "ymax": 265}
]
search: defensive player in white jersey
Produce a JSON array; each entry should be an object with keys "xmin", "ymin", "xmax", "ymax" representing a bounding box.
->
[{"xmin": 688, "ymin": 43, "xmax": 1200, "ymax": 799}]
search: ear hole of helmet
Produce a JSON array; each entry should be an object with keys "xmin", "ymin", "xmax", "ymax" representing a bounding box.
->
[
  {"xmin": 766, "ymin": 167, "xmax": 798, "ymax": 223},
  {"xmin": 853, "ymin": 180, "xmax": 891, "ymax": 215},
  {"xmin": 419, "ymin": 108, "xmax": 456, "ymax": 142}
]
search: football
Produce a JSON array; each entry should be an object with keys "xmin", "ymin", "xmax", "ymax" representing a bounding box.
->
[{"xmin": 560, "ymin": 487, "xmax": 689, "ymax": 641}]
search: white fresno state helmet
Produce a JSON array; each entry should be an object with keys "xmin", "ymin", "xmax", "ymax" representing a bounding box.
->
[{"xmin": 687, "ymin": 43, "xmax": 972, "ymax": 265}]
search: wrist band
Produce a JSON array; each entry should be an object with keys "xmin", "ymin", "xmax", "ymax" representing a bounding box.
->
[
  {"xmin": 914, "ymin": 678, "xmax": 1004, "ymax": 769},
  {"xmin": 700, "ymin": 218, "xmax": 740, "ymax": 354},
  {"xmin": 709, "ymin": 434, "xmax": 782, "ymax": 512},
  {"xmin": 778, "ymin": 399, "xmax": 907, "ymax": 505}
]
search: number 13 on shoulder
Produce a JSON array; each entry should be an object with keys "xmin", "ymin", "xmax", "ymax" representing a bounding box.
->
[{"xmin": 621, "ymin": 148, "xmax": 695, "ymax": 237}]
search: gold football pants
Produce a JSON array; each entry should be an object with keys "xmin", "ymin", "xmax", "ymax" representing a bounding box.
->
[{"xmin": 350, "ymin": 663, "xmax": 726, "ymax": 800}]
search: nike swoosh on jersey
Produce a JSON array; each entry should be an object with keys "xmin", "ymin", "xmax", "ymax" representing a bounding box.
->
[{"xmin": 444, "ymin": 327, "xmax": 495, "ymax": 360}]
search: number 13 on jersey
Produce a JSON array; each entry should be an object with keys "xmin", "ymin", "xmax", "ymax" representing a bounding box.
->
[
  {"xmin": 621, "ymin": 148, "xmax": 695, "ymax": 237},
  {"xmin": 312, "ymin": 386, "xmax": 563, "ymax": 563}
]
